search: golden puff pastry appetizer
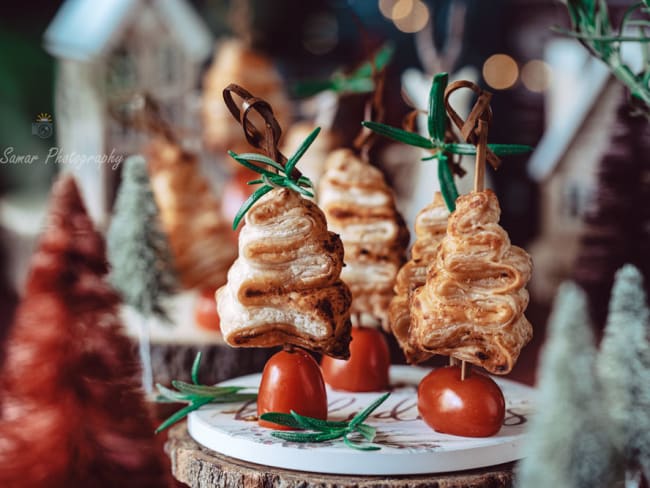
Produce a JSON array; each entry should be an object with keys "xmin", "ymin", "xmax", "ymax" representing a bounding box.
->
[
  {"xmin": 319, "ymin": 148, "xmax": 409, "ymax": 329},
  {"xmin": 389, "ymin": 192, "xmax": 449, "ymax": 363},
  {"xmin": 217, "ymin": 187, "xmax": 352, "ymax": 358},
  {"xmin": 410, "ymin": 190, "xmax": 533, "ymax": 374},
  {"xmin": 147, "ymin": 137, "xmax": 237, "ymax": 290}
]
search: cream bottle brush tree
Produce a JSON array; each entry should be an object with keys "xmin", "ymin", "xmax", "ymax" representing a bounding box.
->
[
  {"xmin": 107, "ymin": 155, "xmax": 178, "ymax": 395},
  {"xmin": 515, "ymin": 282, "xmax": 619, "ymax": 488},
  {"xmin": 597, "ymin": 265, "xmax": 650, "ymax": 485}
]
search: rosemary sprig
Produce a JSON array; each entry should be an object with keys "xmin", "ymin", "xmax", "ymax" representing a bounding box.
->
[
  {"xmin": 155, "ymin": 352, "xmax": 256, "ymax": 433},
  {"xmin": 556, "ymin": 0, "xmax": 650, "ymax": 114},
  {"xmin": 259, "ymin": 392, "xmax": 390, "ymax": 451},
  {"xmin": 293, "ymin": 42, "xmax": 394, "ymax": 98},
  {"xmin": 228, "ymin": 128, "xmax": 319, "ymax": 229},
  {"xmin": 362, "ymin": 72, "xmax": 532, "ymax": 212}
]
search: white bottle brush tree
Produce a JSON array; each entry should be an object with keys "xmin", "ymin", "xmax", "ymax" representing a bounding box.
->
[
  {"xmin": 516, "ymin": 282, "xmax": 619, "ymax": 488},
  {"xmin": 108, "ymin": 155, "xmax": 178, "ymax": 394},
  {"xmin": 597, "ymin": 265, "xmax": 650, "ymax": 486}
]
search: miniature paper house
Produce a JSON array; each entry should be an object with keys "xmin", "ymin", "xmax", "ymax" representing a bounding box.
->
[
  {"xmin": 43, "ymin": 0, "xmax": 213, "ymax": 227},
  {"xmin": 527, "ymin": 40, "xmax": 619, "ymax": 303}
]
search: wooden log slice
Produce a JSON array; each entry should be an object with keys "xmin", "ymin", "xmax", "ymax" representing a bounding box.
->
[
  {"xmin": 121, "ymin": 294, "xmax": 277, "ymax": 386},
  {"xmin": 166, "ymin": 423, "xmax": 514, "ymax": 488},
  {"xmin": 139, "ymin": 340, "xmax": 277, "ymax": 386}
]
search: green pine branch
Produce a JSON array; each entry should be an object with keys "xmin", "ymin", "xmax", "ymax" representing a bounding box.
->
[
  {"xmin": 557, "ymin": 0, "xmax": 650, "ymax": 116},
  {"xmin": 362, "ymin": 73, "xmax": 533, "ymax": 213},
  {"xmin": 228, "ymin": 128, "xmax": 319, "ymax": 229},
  {"xmin": 292, "ymin": 42, "xmax": 394, "ymax": 98}
]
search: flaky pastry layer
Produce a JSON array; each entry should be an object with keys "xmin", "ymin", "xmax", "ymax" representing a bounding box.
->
[
  {"xmin": 388, "ymin": 192, "xmax": 449, "ymax": 363},
  {"xmin": 217, "ymin": 188, "xmax": 352, "ymax": 358},
  {"xmin": 319, "ymin": 149, "xmax": 408, "ymax": 328},
  {"xmin": 410, "ymin": 190, "xmax": 533, "ymax": 374},
  {"xmin": 147, "ymin": 138, "xmax": 236, "ymax": 290}
]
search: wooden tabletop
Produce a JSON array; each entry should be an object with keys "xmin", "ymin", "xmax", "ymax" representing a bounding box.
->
[{"xmin": 166, "ymin": 422, "xmax": 515, "ymax": 488}]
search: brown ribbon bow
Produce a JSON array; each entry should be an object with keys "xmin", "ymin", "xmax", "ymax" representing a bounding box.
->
[
  {"xmin": 223, "ymin": 84, "xmax": 303, "ymax": 179},
  {"xmin": 443, "ymin": 80, "xmax": 500, "ymax": 171}
]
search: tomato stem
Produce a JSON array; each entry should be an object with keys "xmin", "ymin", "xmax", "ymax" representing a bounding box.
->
[{"xmin": 283, "ymin": 343, "xmax": 296, "ymax": 353}]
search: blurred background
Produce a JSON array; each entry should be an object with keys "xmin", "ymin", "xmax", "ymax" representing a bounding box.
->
[{"xmin": 0, "ymin": 0, "xmax": 648, "ymax": 386}]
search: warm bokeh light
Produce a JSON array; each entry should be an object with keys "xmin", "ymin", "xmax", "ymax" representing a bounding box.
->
[
  {"xmin": 392, "ymin": 0, "xmax": 414, "ymax": 20},
  {"xmin": 378, "ymin": 0, "xmax": 398, "ymax": 19},
  {"xmin": 521, "ymin": 59, "xmax": 553, "ymax": 93},
  {"xmin": 393, "ymin": 0, "xmax": 429, "ymax": 33},
  {"xmin": 482, "ymin": 54, "xmax": 519, "ymax": 90},
  {"xmin": 302, "ymin": 13, "xmax": 339, "ymax": 55}
]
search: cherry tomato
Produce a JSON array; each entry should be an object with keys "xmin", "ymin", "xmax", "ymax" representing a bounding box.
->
[
  {"xmin": 417, "ymin": 365, "xmax": 505, "ymax": 437},
  {"xmin": 321, "ymin": 327, "xmax": 390, "ymax": 392},
  {"xmin": 258, "ymin": 348, "xmax": 328, "ymax": 430},
  {"xmin": 193, "ymin": 288, "xmax": 220, "ymax": 332}
]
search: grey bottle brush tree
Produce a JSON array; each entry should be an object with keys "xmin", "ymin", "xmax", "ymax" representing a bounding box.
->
[
  {"xmin": 108, "ymin": 155, "xmax": 178, "ymax": 394},
  {"xmin": 516, "ymin": 282, "xmax": 619, "ymax": 488},
  {"xmin": 597, "ymin": 265, "xmax": 650, "ymax": 485}
]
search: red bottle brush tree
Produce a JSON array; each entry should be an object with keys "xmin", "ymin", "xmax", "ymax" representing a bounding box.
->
[{"xmin": 0, "ymin": 175, "xmax": 172, "ymax": 488}]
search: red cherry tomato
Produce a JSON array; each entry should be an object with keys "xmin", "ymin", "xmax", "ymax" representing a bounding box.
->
[
  {"xmin": 417, "ymin": 365, "xmax": 505, "ymax": 437},
  {"xmin": 321, "ymin": 327, "xmax": 390, "ymax": 392},
  {"xmin": 258, "ymin": 348, "xmax": 328, "ymax": 430},
  {"xmin": 193, "ymin": 288, "xmax": 221, "ymax": 332}
]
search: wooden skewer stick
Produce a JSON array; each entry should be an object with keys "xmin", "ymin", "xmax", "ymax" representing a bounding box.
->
[
  {"xmin": 461, "ymin": 118, "xmax": 490, "ymax": 382},
  {"xmin": 473, "ymin": 119, "xmax": 489, "ymax": 193}
]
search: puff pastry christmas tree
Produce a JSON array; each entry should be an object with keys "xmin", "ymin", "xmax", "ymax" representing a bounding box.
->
[
  {"xmin": 410, "ymin": 189, "xmax": 533, "ymax": 374},
  {"xmin": 365, "ymin": 74, "xmax": 533, "ymax": 374},
  {"xmin": 410, "ymin": 95, "xmax": 533, "ymax": 375},
  {"xmin": 0, "ymin": 175, "xmax": 171, "ymax": 488},
  {"xmin": 319, "ymin": 148, "xmax": 409, "ymax": 329},
  {"xmin": 147, "ymin": 136, "xmax": 237, "ymax": 291},
  {"xmin": 216, "ymin": 85, "xmax": 352, "ymax": 359},
  {"xmin": 389, "ymin": 192, "xmax": 448, "ymax": 363}
]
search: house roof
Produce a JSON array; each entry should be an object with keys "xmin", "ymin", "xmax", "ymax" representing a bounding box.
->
[
  {"xmin": 527, "ymin": 37, "xmax": 643, "ymax": 182},
  {"xmin": 43, "ymin": 0, "xmax": 213, "ymax": 63}
]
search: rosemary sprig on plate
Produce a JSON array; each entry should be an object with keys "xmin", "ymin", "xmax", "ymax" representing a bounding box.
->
[
  {"xmin": 155, "ymin": 352, "xmax": 256, "ymax": 433},
  {"xmin": 554, "ymin": 0, "xmax": 650, "ymax": 114},
  {"xmin": 293, "ymin": 42, "xmax": 394, "ymax": 98},
  {"xmin": 259, "ymin": 392, "xmax": 390, "ymax": 451},
  {"xmin": 228, "ymin": 127, "xmax": 319, "ymax": 229},
  {"xmin": 362, "ymin": 72, "xmax": 532, "ymax": 212}
]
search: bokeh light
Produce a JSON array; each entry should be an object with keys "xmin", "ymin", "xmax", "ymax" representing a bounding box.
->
[
  {"xmin": 482, "ymin": 54, "xmax": 519, "ymax": 90},
  {"xmin": 379, "ymin": 0, "xmax": 398, "ymax": 19},
  {"xmin": 393, "ymin": 0, "xmax": 429, "ymax": 33},
  {"xmin": 392, "ymin": 0, "xmax": 414, "ymax": 20},
  {"xmin": 521, "ymin": 60, "xmax": 553, "ymax": 93}
]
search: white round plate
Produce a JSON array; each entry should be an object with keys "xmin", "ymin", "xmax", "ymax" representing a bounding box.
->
[{"xmin": 188, "ymin": 365, "xmax": 534, "ymax": 475}]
